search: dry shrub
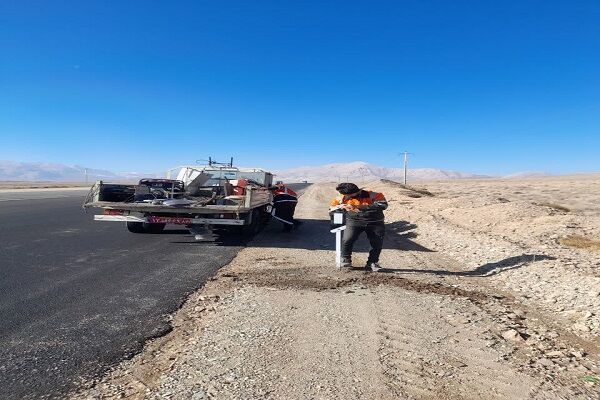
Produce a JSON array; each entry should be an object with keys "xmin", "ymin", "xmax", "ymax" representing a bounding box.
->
[
  {"xmin": 559, "ymin": 235, "xmax": 600, "ymax": 251},
  {"xmin": 539, "ymin": 202, "xmax": 570, "ymax": 212}
]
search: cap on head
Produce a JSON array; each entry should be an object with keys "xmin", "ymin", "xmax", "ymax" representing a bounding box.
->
[{"xmin": 336, "ymin": 182, "xmax": 360, "ymax": 195}]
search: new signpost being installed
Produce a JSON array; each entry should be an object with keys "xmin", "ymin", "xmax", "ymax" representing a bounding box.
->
[{"xmin": 330, "ymin": 211, "xmax": 347, "ymax": 267}]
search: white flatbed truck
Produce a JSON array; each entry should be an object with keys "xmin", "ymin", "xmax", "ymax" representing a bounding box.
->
[{"xmin": 83, "ymin": 164, "xmax": 274, "ymax": 236}]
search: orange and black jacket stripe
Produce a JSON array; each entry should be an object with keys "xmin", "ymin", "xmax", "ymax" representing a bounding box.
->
[{"xmin": 330, "ymin": 190, "xmax": 388, "ymax": 223}]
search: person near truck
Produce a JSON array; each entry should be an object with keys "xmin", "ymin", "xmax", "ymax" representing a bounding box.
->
[
  {"xmin": 270, "ymin": 183, "xmax": 299, "ymax": 232},
  {"xmin": 329, "ymin": 183, "xmax": 388, "ymax": 271}
]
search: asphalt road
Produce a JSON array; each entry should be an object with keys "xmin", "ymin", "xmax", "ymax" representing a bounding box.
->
[
  {"xmin": 0, "ymin": 184, "xmax": 308, "ymax": 399},
  {"xmin": 0, "ymin": 193, "xmax": 242, "ymax": 399}
]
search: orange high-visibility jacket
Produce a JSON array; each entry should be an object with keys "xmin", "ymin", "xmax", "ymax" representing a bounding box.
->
[{"xmin": 330, "ymin": 190, "xmax": 388, "ymax": 223}]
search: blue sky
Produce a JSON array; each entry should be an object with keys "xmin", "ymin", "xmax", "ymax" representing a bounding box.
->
[{"xmin": 1, "ymin": 0, "xmax": 598, "ymax": 175}]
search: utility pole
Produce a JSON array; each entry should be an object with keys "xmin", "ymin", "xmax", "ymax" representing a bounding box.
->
[
  {"xmin": 361, "ymin": 167, "xmax": 368, "ymax": 182},
  {"xmin": 84, "ymin": 168, "xmax": 88, "ymax": 184},
  {"xmin": 401, "ymin": 151, "xmax": 412, "ymax": 186}
]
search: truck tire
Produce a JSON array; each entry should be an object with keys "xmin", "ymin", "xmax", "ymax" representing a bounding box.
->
[
  {"xmin": 126, "ymin": 222, "xmax": 166, "ymax": 234},
  {"xmin": 241, "ymin": 209, "xmax": 261, "ymax": 237},
  {"xmin": 127, "ymin": 222, "xmax": 147, "ymax": 233},
  {"xmin": 260, "ymin": 207, "xmax": 272, "ymax": 225},
  {"xmin": 147, "ymin": 223, "xmax": 166, "ymax": 234}
]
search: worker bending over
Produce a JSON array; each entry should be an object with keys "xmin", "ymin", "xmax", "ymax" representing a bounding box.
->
[
  {"xmin": 270, "ymin": 183, "xmax": 299, "ymax": 232},
  {"xmin": 330, "ymin": 183, "xmax": 388, "ymax": 271}
]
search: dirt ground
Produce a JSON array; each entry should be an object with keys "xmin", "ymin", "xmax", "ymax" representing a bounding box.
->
[{"xmin": 75, "ymin": 177, "xmax": 600, "ymax": 399}]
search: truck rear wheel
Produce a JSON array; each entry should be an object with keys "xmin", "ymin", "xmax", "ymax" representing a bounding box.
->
[
  {"xmin": 260, "ymin": 207, "xmax": 272, "ymax": 225},
  {"xmin": 127, "ymin": 222, "xmax": 146, "ymax": 233},
  {"xmin": 240, "ymin": 209, "xmax": 261, "ymax": 237},
  {"xmin": 126, "ymin": 222, "xmax": 166, "ymax": 234},
  {"xmin": 147, "ymin": 223, "xmax": 166, "ymax": 234}
]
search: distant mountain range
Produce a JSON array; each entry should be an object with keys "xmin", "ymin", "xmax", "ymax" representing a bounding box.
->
[
  {"xmin": 0, "ymin": 161, "xmax": 157, "ymax": 182},
  {"xmin": 274, "ymin": 161, "xmax": 491, "ymax": 182},
  {"xmin": 502, "ymin": 171, "xmax": 553, "ymax": 179},
  {"xmin": 0, "ymin": 160, "xmax": 559, "ymax": 183}
]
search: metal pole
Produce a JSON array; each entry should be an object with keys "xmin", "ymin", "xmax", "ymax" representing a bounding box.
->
[
  {"xmin": 85, "ymin": 168, "xmax": 88, "ymax": 184},
  {"xmin": 403, "ymin": 152, "xmax": 408, "ymax": 186}
]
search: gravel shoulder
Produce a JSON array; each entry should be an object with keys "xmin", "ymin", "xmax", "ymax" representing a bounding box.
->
[{"xmin": 75, "ymin": 180, "xmax": 600, "ymax": 399}]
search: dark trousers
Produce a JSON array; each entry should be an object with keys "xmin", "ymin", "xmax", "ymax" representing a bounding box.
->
[
  {"xmin": 341, "ymin": 222, "xmax": 385, "ymax": 263},
  {"xmin": 274, "ymin": 202, "xmax": 297, "ymax": 231}
]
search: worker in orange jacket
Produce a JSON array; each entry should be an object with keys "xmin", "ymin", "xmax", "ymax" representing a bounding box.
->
[
  {"xmin": 270, "ymin": 183, "xmax": 299, "ymax": 232},
  {"xmin": 330, "ymin": 182, "xmax": 388, "ymax": 271}
]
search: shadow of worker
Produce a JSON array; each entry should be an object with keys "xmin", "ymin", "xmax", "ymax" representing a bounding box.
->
[{"xmin": 378, "ymin": 254, "xmax": 556, "ymax": 277}]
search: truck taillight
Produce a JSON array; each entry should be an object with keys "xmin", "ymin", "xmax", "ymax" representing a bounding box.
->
[{"xmin": 103, "ymin": 209, "xmax": 124, "ymax": 216}]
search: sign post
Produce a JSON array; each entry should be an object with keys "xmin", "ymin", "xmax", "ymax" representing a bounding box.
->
[{"xmin": 330, "ymin": 224, "xmax": 347, "ymax": 267}]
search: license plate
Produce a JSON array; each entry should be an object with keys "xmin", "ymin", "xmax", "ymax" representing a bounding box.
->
[
  {"xmin": 147, "ymin": 216, "xmax": 192, "ymax": 225},
  {"xmin": 103, "ymin": 209, "xmax": 124, "ymax": 215}
]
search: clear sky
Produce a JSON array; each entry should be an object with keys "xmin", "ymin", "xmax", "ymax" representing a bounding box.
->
[{"xmin": 1, "ymin": 0, "xmax": 598, "ymax": 175}]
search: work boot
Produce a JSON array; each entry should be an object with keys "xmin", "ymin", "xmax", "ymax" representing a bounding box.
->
[
  {"xmin": 340, "ymin": 257, "xmax": 352, "ymax": 268},
  {"xmin": 365, "ymin": 262, "xmax": 382, "ymax": 272}
]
